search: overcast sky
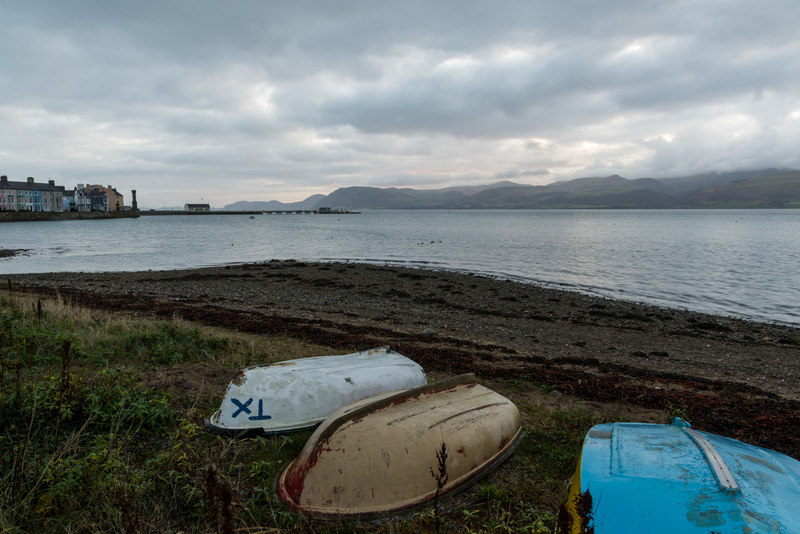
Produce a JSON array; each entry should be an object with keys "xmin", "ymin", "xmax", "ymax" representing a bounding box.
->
[{"xmin": 2, "ymin": 1, "xmax": 799, "ymax": 207}]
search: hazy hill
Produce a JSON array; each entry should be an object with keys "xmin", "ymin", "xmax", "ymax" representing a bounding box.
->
[
  {"xmin": 543, "ymin": 175, "xmax": 669, "ymax": 194},
  {"xmin": 222, "ymin": 169, "xmax": 799, "ymax": 210},
  {"xmin": 223, "ymin": 195, "xmax": 325, "ymax": 211},
  {"xmin": 658, "ymin": 168, "xmax": 789, "ymax": 195},
  {"xmin": 459, "ymin": 181, "xmax": 677, "ymax": 209},
  {"xmin": 680, "ymin": 171, "xmax": 800, "ymax": 208},
  {"xmin": 320, "ymin": 187, "xmax": 424, "ymax": 209},
  {"xmin": 435, "ymin": 180, "xmax": 523, "ymax": 195}
]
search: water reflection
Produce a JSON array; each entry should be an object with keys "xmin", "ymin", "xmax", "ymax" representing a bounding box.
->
[{"xmin": 1, "ymin": 210, "xmax": 798, "ymax": 325}]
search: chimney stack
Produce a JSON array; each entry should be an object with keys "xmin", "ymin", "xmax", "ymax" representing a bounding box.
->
[
  {"xmin": 1, "ymin": 175, "xmax": 7, "ymax": 183},
  {"xmin": 27, "ymin": 177, "xmax": 35, "ymax": 184},
  {"xmin": 48, "ymin": 179, "xmax": 55, "ymax": 186},
  {"xmin": 131, "ymin": 190, "xmax": 138, "ymax": 211}
]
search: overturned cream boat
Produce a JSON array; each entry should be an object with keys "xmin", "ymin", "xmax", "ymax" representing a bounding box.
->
[
  {"xmin": 277, "ymin": 374, "xmax": 524, "ymax": 519},
  {"xmin": 205, "ymin": 347, "xmax": 426, "ymax": 435}
]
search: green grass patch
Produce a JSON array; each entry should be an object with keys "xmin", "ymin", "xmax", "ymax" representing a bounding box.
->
[{"xmin": 1, "ymin": 291, "xmax": 626, "ymax": 533}]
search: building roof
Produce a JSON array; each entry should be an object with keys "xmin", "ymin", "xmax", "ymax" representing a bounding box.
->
[
  {"xmin": 82, "ymin": 188, "xmax": 108, "ymax": 196},
  {"xmin": 0, "ymin": 180, "xmax": 63, "ymax": 192}
]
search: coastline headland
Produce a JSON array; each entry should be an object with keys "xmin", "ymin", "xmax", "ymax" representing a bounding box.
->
[
  {"xmin": 7, "ymin": 260, "xmax": 800, "ymax": 458},
  {"xmin": 0, "ymin": 208, "xmax": 360, "ymax": 222}
]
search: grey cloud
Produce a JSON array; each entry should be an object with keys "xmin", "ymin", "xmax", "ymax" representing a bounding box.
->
[{"xmin": 2, "ymin": 0, "xmax": 800, "ymax": 206}]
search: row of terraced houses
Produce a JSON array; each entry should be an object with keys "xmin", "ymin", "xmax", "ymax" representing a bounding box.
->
[{"xmin": 0, "ymin": 176, "xmax": 127, "ymax": 212}]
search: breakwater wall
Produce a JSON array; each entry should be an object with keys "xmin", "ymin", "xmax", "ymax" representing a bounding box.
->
[
  {"xmin": 140, "ymin": 210, "xmax": 263, "ymax": 216},
  {"xmin": 0, "ymin": 211, "xmax": 140, "ymax": 223},
  {"xmin": 140, "ymin": 209, "xmax": 360, "ymax": 216}
]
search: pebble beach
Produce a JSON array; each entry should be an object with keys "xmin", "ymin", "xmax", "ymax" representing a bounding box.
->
[{"xmin": 7, "ymin": 260, "xmax": 800, "ymax": 456}]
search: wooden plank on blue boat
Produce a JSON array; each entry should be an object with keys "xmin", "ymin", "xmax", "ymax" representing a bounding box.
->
[{"xmin": 561, "ymin": 418, "xmax": 800, "ymax": 533}]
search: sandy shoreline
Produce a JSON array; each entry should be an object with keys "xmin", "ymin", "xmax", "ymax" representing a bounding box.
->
[{"xmin": 6, "ymin": 260, "xmax": 800, "ymax": 456}]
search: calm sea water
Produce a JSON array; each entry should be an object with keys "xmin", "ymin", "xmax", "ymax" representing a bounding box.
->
[{"xmin": 1, "ymin": 210, "xmax": 798, "ymax": 325}]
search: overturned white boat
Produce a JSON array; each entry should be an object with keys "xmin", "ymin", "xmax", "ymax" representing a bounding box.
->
[{"xmin": 205, "ymin": 347, "xmax": 426, "ymax": 436}]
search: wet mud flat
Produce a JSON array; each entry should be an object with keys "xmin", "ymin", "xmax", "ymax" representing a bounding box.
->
[{"xmin": 7, "ymin": 260, "xmax": 800, "ymax": 458}]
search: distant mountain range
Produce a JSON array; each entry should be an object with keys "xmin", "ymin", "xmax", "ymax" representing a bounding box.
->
[{"xmin": 223, "ymin": 169, "xmax": 800, "ymax": 210}]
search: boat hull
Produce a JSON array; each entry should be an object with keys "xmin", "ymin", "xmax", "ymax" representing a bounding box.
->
[
  {"xmin": 205, "ymin": 347, "xmax": 426, "ymax": 435},
  {"xmin": 277, "ymin": 374, "xmax": 524, "ymax": 519},
  {"xmin": 561, "ymin": 419, "xmax": 800, "ymax": 533}
]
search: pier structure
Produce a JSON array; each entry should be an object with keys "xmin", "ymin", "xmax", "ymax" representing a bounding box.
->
[{"xmin": 139, "ymin": 209, "xmax": 360, "ymax": 216}]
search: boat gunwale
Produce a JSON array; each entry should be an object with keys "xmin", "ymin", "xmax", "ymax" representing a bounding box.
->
[
  {"xmin": 234, "ymin": 346, "xmax": 402, "ymax": 374},
  {"xmin": 204, "ymin": 416, "xmax": 321, "ymax": 437}
]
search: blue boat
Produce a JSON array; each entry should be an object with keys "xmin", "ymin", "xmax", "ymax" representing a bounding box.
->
[{"xmin": 561, "ymin": 419, "xmax": 800, "ymax": 533}]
